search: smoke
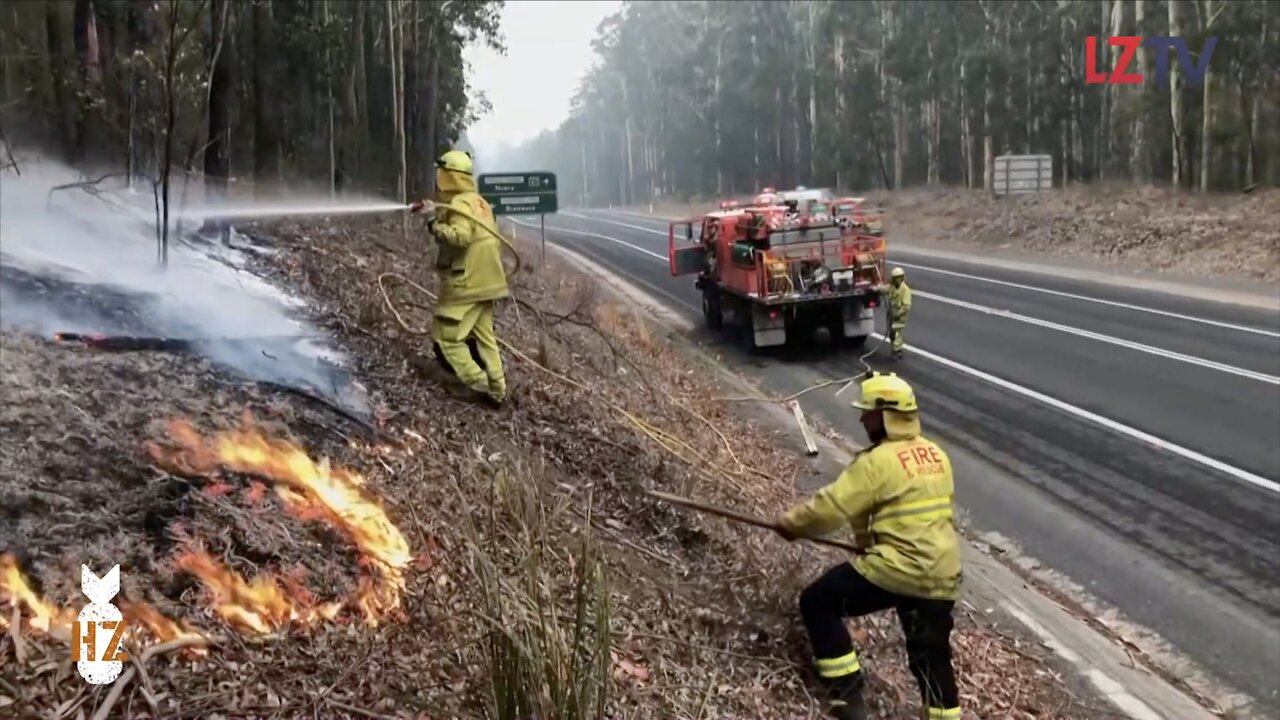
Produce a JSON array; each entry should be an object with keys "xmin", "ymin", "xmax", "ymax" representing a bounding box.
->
[{"xmin": 0, "ymin": 160, "xmax": 370, "ymax": 414}]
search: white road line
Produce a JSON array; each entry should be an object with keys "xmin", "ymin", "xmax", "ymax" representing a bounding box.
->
[
  {"xmin": 510, "ymin": 217, "xmax": 667, "ymax": 261},
  {"xmin": 893, "ymin": 261, "xmax": 1280, "ymax": 339},
  {"xmin": 578, "ymin": 210, "xmax": 1280, "ymax": 339},
  {"xmin": 587, "ymin": 208, "xmax": 675, "ymax": 225},
  {"xmin": 1000, "ymin": 602, "xmax": 1165, "ymax": 720},
  {"xmin": 537, "ymin": 217, "xmax": 1280, "ymax": 494},
  {"xmin": 915, "ymin": 289, "xmax": 1280, "ymax": 385},
  {"xmin": 868, "ymin": 331, "xmax": 1280, "ymax": 494},
  {"xmin": 561, "ymin": 211, "xmax": 672, "ymax": 238}
]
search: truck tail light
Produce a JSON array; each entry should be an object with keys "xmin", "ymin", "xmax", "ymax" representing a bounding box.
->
[{"xmin": 867, "ymin": 298, "xmax": 878, "ymax": 308}]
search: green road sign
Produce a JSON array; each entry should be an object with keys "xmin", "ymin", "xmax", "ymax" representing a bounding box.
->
[{"xmin": 478, "ymin": 172, "xmax": 558, "ymax": 216}]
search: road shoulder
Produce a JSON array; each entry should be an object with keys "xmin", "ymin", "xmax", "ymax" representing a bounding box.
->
[{"xmin": 530, "ymin": 224, "xmax": 1224, "ymax": 720}]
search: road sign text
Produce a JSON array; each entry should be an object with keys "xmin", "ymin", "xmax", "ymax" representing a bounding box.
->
[{"xmin": 479, "ymin": 172, "xmax": 558, "ymax": 216}]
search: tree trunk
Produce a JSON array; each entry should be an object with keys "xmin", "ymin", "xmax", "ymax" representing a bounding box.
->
[
  {"xmin": 348, "ymin": 0, "xmax": 367, "ymax": 187},
  {"xmin": 1199, "ymin": 0, "xmax": 1216, "ymax": 191},
  {"xmin": 1105, "ymin": 0, "xmax": 1124, "ymax": 178},
  {"xmin": 159, "ymin": 0, "xmax": 180, "ymax": 268},
  {"xmin": 961, "ymin": 57, "xmax": 973, "ymax": 188},
  {"xmin": 422, "ymin": 31, "xmax": 439, "ymax": 195},
  {"xmin": 926, "ymin": 34, "xmax": 940, "ymax": 185},
  {"xmin": 72, "ymin": 0, "xmax": 103, "ymax": 164},
  {"xmin": 204, "ymin": 0, "xmax": 232, "ymax": 241},
  {"xmin": 881, "ymin": 1, "xmax": 905, "ymax": 189},
  {"xmin": 833, "ymin": 32, "xmax": 846, "ymax": 188},
  {"xmin": 1131, "ymin": 0, "xmax": 1148, "ymax": 182},
  {"xmin": 983, "ymin": 58, "xmax": 994, "ymax": 192},
  {"xmin": 805, "ymin": 0, "xmax": 817, "ymax": 185},
  {"xmin": 1169, "ymin": 0, "xmax": 1186, "ymax": 187},
  {"xmin": 714, "ymin": 31, "xmax": 724, "ymax": 196},
  {"xmin": 386, "ymin": 0, "xmax": 406, "ymax": 233},
  {"xmin": 1245, "ymin": 3, "xmax": 1263, "ymax": 187},
  {"xmin": 46, "ymin": 1, "xmax": 77, "ymax": 160},
  {"xmin": 324, "ymin": 0, "xmax": 335, "ymax": 196},
  {"xmin": 252, "ymin": 0, "xmax": 279, "ymax": 195}
]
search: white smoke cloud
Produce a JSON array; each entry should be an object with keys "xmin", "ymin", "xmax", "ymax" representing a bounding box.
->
[{"xmin": 0, "ymin": 160, "xmax": 366, "ymax": 412}]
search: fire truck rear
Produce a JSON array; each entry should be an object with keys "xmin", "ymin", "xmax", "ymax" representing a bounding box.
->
[{"xmin": 668, "ymin": 200, "xmax": 888, "ymax": 350}]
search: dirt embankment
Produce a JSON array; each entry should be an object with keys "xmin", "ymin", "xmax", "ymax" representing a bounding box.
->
[
  {"xmin": 633, "ymin": 184, "xmax": 1280, "ymax": 283},
  {"xmin": 2, "ymin": 216, "xmax": 1104, "ymax": 718}
]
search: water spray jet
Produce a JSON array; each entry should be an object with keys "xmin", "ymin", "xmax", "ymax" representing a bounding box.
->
[{"xmin": 175, "ymin": 201, "xmax": 412, "ymax": 222}]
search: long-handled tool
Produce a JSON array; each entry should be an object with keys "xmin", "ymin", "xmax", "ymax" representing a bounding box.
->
[{"xmin": 646, "ymin": 490, "xmax": 863, "ymax": 554}]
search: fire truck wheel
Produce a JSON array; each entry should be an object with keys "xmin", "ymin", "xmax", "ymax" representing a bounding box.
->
[
  {"xmin": 740, "ymin": 305, "xmax": 761, "ymax": 353},
  {"xmin": 701, "ymin": 289, "xmax": 723, "ymax": 330}
]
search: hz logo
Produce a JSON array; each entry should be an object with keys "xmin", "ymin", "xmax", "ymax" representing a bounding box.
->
[
  {"xmin": 1085, "ymin": 36, "xmax": 1218, "ymax": 87},
  {"xmin": 72, "ymin": 564, "xmax": 129, "ymax": 685}
]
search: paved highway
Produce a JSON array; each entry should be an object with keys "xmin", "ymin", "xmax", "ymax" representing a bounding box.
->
[{"xmin": 513, "ymin": 207, "xmax": 1280, "ymax": 713}]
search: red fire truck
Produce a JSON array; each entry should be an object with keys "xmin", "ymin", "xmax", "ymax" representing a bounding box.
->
[{"xmin": 668, "ymin": 196, "xmax": 888, "ymax": 350}]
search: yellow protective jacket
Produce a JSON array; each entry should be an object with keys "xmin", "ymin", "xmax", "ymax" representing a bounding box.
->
[
  {"xmin": 889, "ymin": 281, "xmax": 912, "ymax": 322},
  {"xmin": 431, "ymin": 168, "xmax": 509, "ymax": 307},
  {"xmin": 780, "ymin": 430, "xmax": 961, "ymax": 601}
]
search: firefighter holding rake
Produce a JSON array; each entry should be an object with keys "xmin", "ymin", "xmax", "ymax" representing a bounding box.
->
[{"xmin": 652, "ymin": 372, "xmax": 962, "ymax": 719}]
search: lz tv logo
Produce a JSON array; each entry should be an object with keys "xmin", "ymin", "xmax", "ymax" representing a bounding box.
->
[
  {"xmin": 1085, "ymin": 36, "xmax": 1219, "ymax": 87},
  {"xmin": 72, "ymin": 565, "xmax": 130, "ymax": 685}
]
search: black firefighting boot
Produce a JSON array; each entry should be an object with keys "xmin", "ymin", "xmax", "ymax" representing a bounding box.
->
[{"xmin": 823, "ymin": 672, "xmax": 869, "ymax": 720}]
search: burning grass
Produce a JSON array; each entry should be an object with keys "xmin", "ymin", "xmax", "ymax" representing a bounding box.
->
[{"xmin": 1, "ymin": 213, "xmax": 1110, "ymax": 718}]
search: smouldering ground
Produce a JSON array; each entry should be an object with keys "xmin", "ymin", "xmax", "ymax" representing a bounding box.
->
[{"xmin": 1, "ymin": 214, "xmax": 1108, "ymax": 719}]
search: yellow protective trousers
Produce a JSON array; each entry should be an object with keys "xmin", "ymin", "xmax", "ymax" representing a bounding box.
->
[
  {"xmin": 891, "ymin": 318, "xmax": 907, "ymax": 352},
  {"xmin": 431, "ymin": 301, "xmax": 505, "ymax": 400}
]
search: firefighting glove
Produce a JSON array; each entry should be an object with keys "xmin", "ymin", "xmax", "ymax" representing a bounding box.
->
[{"xmin": 774, "ymin": 522, "xmax": 799, "ymax": 542}]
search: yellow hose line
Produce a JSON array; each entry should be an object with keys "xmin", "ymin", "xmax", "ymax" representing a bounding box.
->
[
  {"xmin": 422, "ymin": 201, "xmax": 524, "ymax": 278},
  {"xmin": 376, "ymin": 271, "xmax": 758, "ymax": 498}
]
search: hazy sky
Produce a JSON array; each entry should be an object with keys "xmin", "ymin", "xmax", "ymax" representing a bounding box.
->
[{"xmin": 463, "ymin": 0, "xmax": 622, "ymax": 152}]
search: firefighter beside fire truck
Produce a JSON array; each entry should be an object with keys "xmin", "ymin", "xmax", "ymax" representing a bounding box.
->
[
  {"xmin": 776, "ymin": 372, "xmax": 962, "ymax": 720},
  {"xmin": 888, "ymin": 267, "xmax": 911, "ymax": 360}
]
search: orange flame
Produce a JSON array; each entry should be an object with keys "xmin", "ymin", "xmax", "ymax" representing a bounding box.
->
[
  {"xmin": 119, "ymin": 601, "xmax": 209, "ymax": 656},
  {"xmin": 1, "ymin": 552, "xmax": 205, "ymax": 654},
  {"xmin": 152, "ymin": 418, "xmax": 411, "ymax": 625},
  {"xmin": 0, "ymin": 553, "xmax": 71, "ymax": 635},
  {"xmin": 174, "ymin": 548, "xmax": 340, "ymax": 633}
]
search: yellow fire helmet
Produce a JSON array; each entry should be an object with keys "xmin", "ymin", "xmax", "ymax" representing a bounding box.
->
[
  {"xmin": 851, "ymin": 371, "xmax": 918, "ymax": 413},
  {"xmin": 436, "ymin": 149, "xmax": 474, "ymax": 175}
]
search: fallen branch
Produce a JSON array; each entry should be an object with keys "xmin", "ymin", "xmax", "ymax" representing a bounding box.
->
[
  {"xmin": 253, "ymin": 380, "xmax": 386, "ymax": 444},
  {"xmin": 46, "ymin": 172, "xmax": 129, "ymax": 208},
  {"xmin": 52, "ymin": 332, "xmax": 321, "ymax": 353},
  {"xmin": 89, "ymin": 635, "xmax": 220, "ymax": 720}
]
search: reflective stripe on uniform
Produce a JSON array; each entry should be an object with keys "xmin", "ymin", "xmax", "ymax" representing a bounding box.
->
[
  {"xmin": 815, "ymin": 650, "xmax": 861, "ymax": 678},
  {"xmin": 870, "ymin": 495, "xmax": 953, "ymax": 532},
  {"xmin": 927, "ymin": 707, "xmax": 961, "ymax": 719}
]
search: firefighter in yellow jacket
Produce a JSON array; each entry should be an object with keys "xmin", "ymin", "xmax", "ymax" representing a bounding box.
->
[
  {"xmin": 888, "ymin": 267, "xmax": 911, "ymax": 359},
  {"xmin": 776, "ymin": 372, "xmax": 961, "ymax": 720},
  {"xmin": 414, "ymin": 149, "xmax": 509, "ymax": 406}
]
